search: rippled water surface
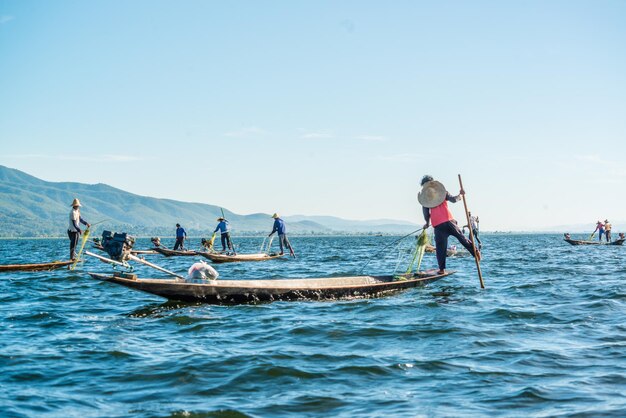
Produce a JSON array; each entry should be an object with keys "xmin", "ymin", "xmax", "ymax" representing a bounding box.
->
[{"xmin": 1, "ymin": 234, "xmax": 625, "ymax": 417}]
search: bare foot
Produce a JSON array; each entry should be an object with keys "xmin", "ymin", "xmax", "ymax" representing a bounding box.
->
[
  {"xmin": 437, "ymin": 270, "xmax": 445, "ymax": 274},
  {"xmin": 475, "ymin": 251, "xmax": 482, "ymax": 262}
]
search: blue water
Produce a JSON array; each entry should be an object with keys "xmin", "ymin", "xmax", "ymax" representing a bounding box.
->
[{"xmin": 1, "ymin": 234, "xmax": 625, "ymax": 417}]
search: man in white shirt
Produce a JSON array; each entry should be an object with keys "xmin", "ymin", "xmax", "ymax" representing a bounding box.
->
[{"xmin": 68, "ymin": 198, "xmax": 90, "ymax": 260}]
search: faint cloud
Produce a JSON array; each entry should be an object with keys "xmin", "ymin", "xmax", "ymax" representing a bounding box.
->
[
  {"xmin": 0, "ymin": 15, "xmax": 15, "ymax": 24},
  {"xmin": 572, "ymin": 154, "xmax": 626, "ymax": 182},
  {"xmin": 224, "ymin": 126, "xmax": 268, "ymax": 138},
  {"xmin": 339, "ymin": 19, "xmax": 355, "ymax": 33},
  {"xmin": 377, "ymin": 153, "xmax": 425, "ymax": 163},
  {"xmin": 301, "ymin": 132, "xmax": 335, "ymax": 139},
  {"xmin": 354, "ymin": 135, "xmax": 388, "ymax": 142},
  {"xmin": 6, "ymin": 154, "xmax": 146, "ymax": 163}
]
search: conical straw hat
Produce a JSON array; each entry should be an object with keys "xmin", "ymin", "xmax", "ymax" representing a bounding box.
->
[
  {"xmin": 417, "ymin": 181, "xmax": 447, "ymax": 208},
  {"xmin": 70, "ymin": 198, "xmax": 81, "ymax": 207}
]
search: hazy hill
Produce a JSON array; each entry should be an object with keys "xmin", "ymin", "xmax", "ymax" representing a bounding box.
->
[{"xmin": 0, "ymin": 165, "xmax": 419, "ymax": 237}]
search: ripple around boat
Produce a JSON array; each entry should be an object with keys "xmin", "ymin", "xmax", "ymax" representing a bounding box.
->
[
  {"xmin": 88, "ymin": 270, "xmax": 453, "ymax": 304},
  {"xmin": 564, "ymin": 238, "xmax": 625, "ymax": 246},
  {"xmin": 196, "ymin": 251, "xmax": 285, "ymax": 263},
  {"xmin": 0, "ymin": 260, "xmax": 74, "ymax": 272}
]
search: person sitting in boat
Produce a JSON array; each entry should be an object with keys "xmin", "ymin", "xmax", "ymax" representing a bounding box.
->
[
  {"xmin": 68, "ymin": 198, "xmax": 90, "ymax": 260},
  {"xmin": 593, "ymin": 220, "xmax": 605, "ymax": 241},
  {"xmin": 174, "ymin": 223, "xmax": 187, "ymax": 250},
  {"xmin": 619, "ymin": 233, "xmax": 625, "ymax": 240},
  {"xmin": 564, "ymin": 233, "xmax": 571, "ymax": 240},
  {"xmin": 214, "ymin": 217, "xmax": 235, "ymax": 254},
  {"xmin": 418, "ymin": 175, "xmax": 480, "ymax": 274},
  {"xmin": 151, "ymin": 237, "xmax": 163, "ymax": 248},
  {"xmin": 604, "ymin": 219, "xmax": 612, "ymax": 242},
  {"xmin": 268, "ymin": 213, "xmax": 295, "ymax": 257}
]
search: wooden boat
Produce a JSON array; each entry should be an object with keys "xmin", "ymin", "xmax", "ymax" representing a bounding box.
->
[
  {"xmin": 0, "ymin": 260, "xmax": 74, "ymax": 272},
  {"xmin": 153, "ymin": 247, "xmax": 198, "ymax": 257},
  {"xmin": 564, "ymin": 238, "xmax": 625, "ymax": 246},
  {"xmin": 92, "ymin": 243, "xmax": 156, "ymax": 255},
  {"xmin": 196, "ymin": 251, "xmax": 285, "ymax": 263},
  {"xmin": 88, "ymin": 270, "xmax": 453, "ymax": 304}
]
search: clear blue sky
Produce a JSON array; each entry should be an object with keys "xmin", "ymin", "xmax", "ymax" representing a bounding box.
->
[{"xmin": 1, "ymin": 1, "xmax": 625, "ymax": 231}]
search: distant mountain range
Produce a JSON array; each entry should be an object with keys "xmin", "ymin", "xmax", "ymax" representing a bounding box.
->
[{"xmin": 0, "ymin": 165, "xmax": 420, "ymax": 238}]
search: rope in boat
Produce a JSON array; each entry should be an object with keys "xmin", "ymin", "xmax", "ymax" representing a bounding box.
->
[{"xmin": 358, "ymin": 228, "xmax": 423, "ymax": 274}]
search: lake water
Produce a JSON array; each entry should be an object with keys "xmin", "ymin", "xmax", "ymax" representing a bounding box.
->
[{"xmin": 1, "ymin": 234, "xmax": 625, "ymax": 417}]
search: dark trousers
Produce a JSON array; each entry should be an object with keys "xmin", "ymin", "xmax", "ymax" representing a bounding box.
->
[
  {"xmin": 68, "ymin": 230, "xmax": 80, "ymax": 260},
  {"xmin": 278, "ymin": 234, "xmax": 293, "ymax": 254},
  {"xmin": 472, "ymin": 228, "xmax": 482, "ymax": 248},
  {"xmin": 434, "ymin": 221, "xmax": 476, "ymax": 270},
  {"xmin": 174, "ymin": 237, "xmax": 185, "ymax": 250},
  {"xmin": 606, "ymin": 231, "xmax": 612, "ymax": 242},
  {"xmin": 220, "ymin": 232, "xmax": 233, "ymax": 251}
]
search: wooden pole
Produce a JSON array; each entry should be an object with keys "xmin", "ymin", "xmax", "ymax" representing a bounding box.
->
[{"xmin": 458, "ymin": 174, "xmax": 485, "ymax": 289}]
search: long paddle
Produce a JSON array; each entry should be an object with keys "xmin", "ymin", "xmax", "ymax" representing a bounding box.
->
[{"xmin": 458, "ymin": 174, "xmax": 485, "ymax": 289}]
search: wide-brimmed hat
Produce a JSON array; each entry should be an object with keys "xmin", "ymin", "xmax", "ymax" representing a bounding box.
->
[
  {"xmin": 70, "ymin": 198, "xmax": 81, "ymax": 207},
  {"xmin": 217, "ymin": 217, "xmax": 225, "ymax": 221},
  {"xmin": 605, "ymin": 219, "xmax": 609, "ymax": 223},
  {"xmin": 272, "ymin": 213, "xmax": 279, "ymax": 218},
  {"xmin": 418, "ymin": 181, "xmax": 447, "ymax": 208}
]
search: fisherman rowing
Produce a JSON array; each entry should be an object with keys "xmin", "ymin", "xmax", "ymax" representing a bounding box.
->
[{"xmin": 418, "ymin": 175, "xmax": 481, "ymax": 274}]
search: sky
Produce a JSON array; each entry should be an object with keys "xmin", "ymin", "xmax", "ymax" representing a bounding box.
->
[{"xmin": 1, "ymin": 1, "xmax": 625, "ymax": 231}]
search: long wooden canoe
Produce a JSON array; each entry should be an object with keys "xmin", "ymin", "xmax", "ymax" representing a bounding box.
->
[
  {"xmin": 564, "ymin": 238, "xmax": 625, "ymax": 246},
  {"xmin": 196, "ymin": 251, "xmax": 285, "ymax": 263},
  {"xmin": 88, "ymin": 270, "xmax": 453, "ymax": 304},
  {"xmin": 92, "ymin": 243, "xmax": 157, "ymax": 255},
  {"xmin": 0, "ymin": 260, "xmax": 74, "ymax": 272},
  {"xmin": 153, "ymin": 247, "xmax": 198, "ymax": 257}
]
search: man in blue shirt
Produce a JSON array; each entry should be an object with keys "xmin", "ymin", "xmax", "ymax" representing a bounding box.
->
[
  {"xmin": 214, "ymin": 217, "xmax": 235, "ymax": 254},
  {"xmin": 174, "ymin": 223, "xmax": 187, "ymax": 250},
  {"xmin": 268, "ymin": 213, "xmax": 295, "ymax": 257}
]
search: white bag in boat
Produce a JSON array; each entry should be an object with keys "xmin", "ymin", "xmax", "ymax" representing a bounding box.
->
[{"xmin": 187, "ymin": 261, "xmax": 219, "ymax": 280}]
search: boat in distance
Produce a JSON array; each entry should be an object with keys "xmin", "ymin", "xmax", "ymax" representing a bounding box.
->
[
  {"xmin": 88, "ymin": 270, "xmax": 453, "ymax": 304},
  {"xmin": 0, "ymin": 260, "xmax": 74, "ymax": 272},
  {"xmin": 564, "ymin": 238, "xmax": 625, "ymax": 246},
  {"xmin": 196, "ymin": 251, "xmax": 285, "ymax": 263}
]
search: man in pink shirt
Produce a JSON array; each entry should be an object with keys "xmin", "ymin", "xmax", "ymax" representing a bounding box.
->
[{"xmin": 419, "ymin": 175, "xmax": 481, "ymax": 274}]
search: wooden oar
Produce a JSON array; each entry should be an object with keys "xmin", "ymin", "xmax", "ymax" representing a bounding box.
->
[
  {"xmin": 128, "ymin": 254, "xmax": 186, "ymax": 281},
  {"xmin": 458, "ymin": 174, "xmax": 485, "ymax": 289}
]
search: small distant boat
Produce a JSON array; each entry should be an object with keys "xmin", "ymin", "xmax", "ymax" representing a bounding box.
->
[
  {"xmin": 153, "ymin": 247, "xmax": 198, "ymax": 257},
  {"xmin": 564, "ymin": 238, "xmax": 625, "ymax": 246},
  {"xmin": 88, "ymin": 270, "xmax": 453, "ymax": 304},
  {"xmin": 0, "ymin": 260, "xmax": 74, "ymax": 272},
  {"xmin": 196, "ymin": 251, "xmax": 285, "ymax": 263}
]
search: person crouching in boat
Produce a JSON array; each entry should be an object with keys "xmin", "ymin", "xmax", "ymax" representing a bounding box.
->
[
  {"xmin": 418, "ymin": 175, "xmax": 480, "ymax": 274},
  {"xmin": 214, "ymin": 217, "xmax": 235, "ymax": 254},
  {"xmin": 68, "ymin": 198, "xmax": 90, "ymax": 260},
  {"xmin": 604, "ymin": 219, "xmax": 612, "ymax": 242},
  {"xmin": 269, "ymin": 213, "xmax": 295, "ymax": 257}
]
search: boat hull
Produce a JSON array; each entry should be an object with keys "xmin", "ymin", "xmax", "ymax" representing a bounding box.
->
[
  {"xmin": 196, "ymin": 251, "xmax": 285, "ymax": 263},
  {"xmin": 153, "ymin": 247, "xmax": 197, "ymax": 257},
  {"xmin": 0, "ymin": 260, "xmax": 74, "ymax": 272},
  {"xmin": 565, "ymin": 238, "xmax": 624, "ymax": 246},
  {"xmin": 88, "ymin": 270, "xmax": 453, "ymax": 304}
]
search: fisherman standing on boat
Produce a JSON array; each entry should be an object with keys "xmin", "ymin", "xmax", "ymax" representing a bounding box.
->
[
  {"xmin": 604, "ymin": 220, "xmax": 612, "ymax": 242},
  {"xmin": 463, "ymin": 211, "xmax": 482, "ymax": 250},
  {"xmin": 268, "ymin": 213, "xmax": 295, "ymax": 257},
  {"xmin": 174, "ymin": 223, "xmax": 187, "ymax": 250},
  {"xmin": 214, "ymin": 217, "xmax": 235, "ymax": 254},
  {"xmin": 593, "ymin": 220, "xmax": 605, "ymax": 242},
  {"xmin": 418, "ymin": 175, "xmax": 480, "ymax": 274},
  {"xmin": 68, "ymin": 198, "xmax": 90, "ymax": 260}
]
